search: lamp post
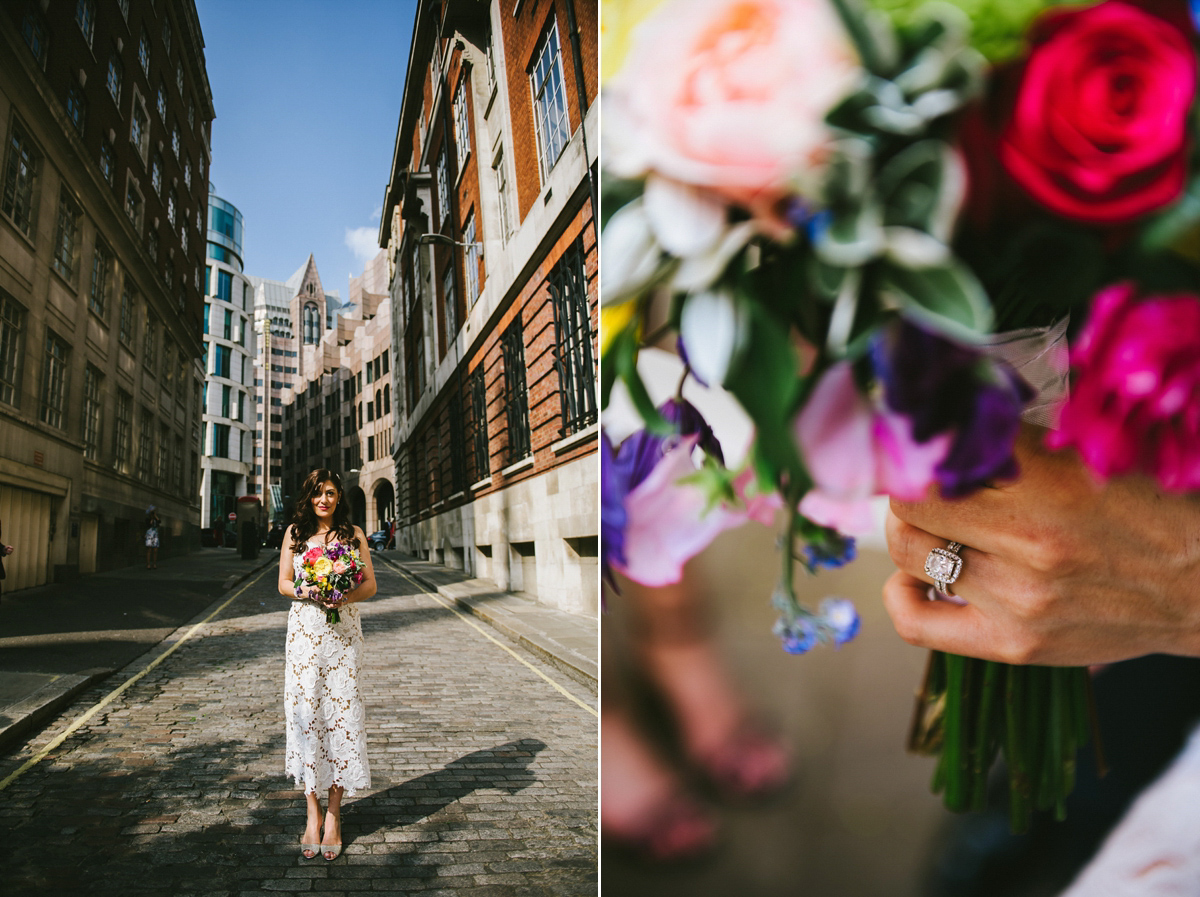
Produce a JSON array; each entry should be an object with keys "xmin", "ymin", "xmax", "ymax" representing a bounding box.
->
[{"xmin": 258, "ymin": 317, "xmax": 271, "ymax": 522}]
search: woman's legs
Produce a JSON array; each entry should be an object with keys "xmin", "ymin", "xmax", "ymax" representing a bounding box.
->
[
  {"xmin": 146, "ymin": 546, "xmax": 152, "ymax": 569},
  {"xmin": 322, "ymin": 785, "xmax": 344, "ymax": 858},
  {"xmin": 301, "ymin": 791, "xmax": 322, "ymax": 858}
]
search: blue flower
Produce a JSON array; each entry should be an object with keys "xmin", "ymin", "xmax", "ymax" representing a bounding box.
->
[
  {"xmin": 819, "ymin": 597, "xmax": 861, "ymax": 646},
  {"xmin": 774, "ymin": 615, "xmax": 819, "ymax": 655},
  {"xmin": 802, "ymin": 533, "xmax": 857, "ymax": 571}
]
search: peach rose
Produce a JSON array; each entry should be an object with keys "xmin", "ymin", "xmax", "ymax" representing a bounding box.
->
[
  {"xmin": 605, "ymin": 0, "xmax": 859, "ymax": 208},
  {"xmin": 332, "ymin": 561, "xmax": 348, "ymax": 575}
]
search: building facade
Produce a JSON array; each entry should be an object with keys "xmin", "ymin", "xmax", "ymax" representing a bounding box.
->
[
  {"xmin": 380, "ymin": 0, "xmax": 598, "ymax": 614},
  {"xmin": 199, "ymin": 189, "xmax": 254, "ymax": 533},
  {"xmin": 0, "ymin": 0, "xmax": 213, "ymax": 589}
]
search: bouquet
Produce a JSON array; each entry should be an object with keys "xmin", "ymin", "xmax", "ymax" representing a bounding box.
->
[
  {"xmin": 295, "ymin": 543, "xmax": 365, "ymax": 624},
  {"xmin": 601, "ymin": 0, "xmax": 1200, "ymax": 832}
]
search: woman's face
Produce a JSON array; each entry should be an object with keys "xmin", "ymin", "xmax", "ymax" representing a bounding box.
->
[{"xmin": 312, "ymin": 481, "xmax": 339, "ymax": 520}]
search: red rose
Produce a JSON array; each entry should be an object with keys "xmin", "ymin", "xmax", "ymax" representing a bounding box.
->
[{"xmin": 1000, "ymin": 0, "xmax": 1195, "ymax": 224}]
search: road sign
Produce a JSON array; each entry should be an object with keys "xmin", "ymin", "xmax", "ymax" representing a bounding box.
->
[{"xmin": 228, "ymin": 512, "xmax": 237, "ymax": 521}]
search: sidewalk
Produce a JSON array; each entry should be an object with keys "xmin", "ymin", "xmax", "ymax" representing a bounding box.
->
[
  {"xmin": 0, "ymin": 545, "xmax": 598, "ymax": 757},
  {"xmin": 0, "ymin": 547, "xmax": 277, "ymax": 755},
  {"xmin": 382, "ymin": 552, "xmax": 598, "ymax": 691}
]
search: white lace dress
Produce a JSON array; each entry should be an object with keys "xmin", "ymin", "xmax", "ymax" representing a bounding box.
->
[{"xmin": 284, "ymin": 538, "xmax": 371, "ymax": 795}]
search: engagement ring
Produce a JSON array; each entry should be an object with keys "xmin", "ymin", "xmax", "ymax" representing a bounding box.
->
[{"xmin": 924, "ymin": 541, "xmax": 963, "ymax": 596}]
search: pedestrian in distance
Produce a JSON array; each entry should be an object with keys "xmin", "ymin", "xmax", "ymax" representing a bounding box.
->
[
  {"xmin": 278, "ymin": 469, "xmax": 377, "ymax": 861},
  {"xmin": 144, "ymin": 506, "xmax": 161, "ymax": 569}
]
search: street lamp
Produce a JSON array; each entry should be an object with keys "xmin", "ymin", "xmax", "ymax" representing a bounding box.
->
[
  {"xmin": 257, "ymin": 317, "xmax": 271, "ymax": 522},
  {"xmin": 417, "ymin": 233, "xmax": 483, "ymax": 251}
]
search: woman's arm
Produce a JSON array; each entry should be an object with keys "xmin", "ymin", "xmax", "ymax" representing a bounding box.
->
[
  {"xmin": 347, "ymin": 526, "xmax": 378, "ymax": 603},
  {"xmin": 278, "ymin": 525, "xmax": 304, "ymax": 599}
]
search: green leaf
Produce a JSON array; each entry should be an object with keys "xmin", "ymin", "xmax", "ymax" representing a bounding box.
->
[
  {"xmin": 879, "ymin": 260, "xmax": 994, "ymax": 342},
  {"xmin": 876, "ymin": 140, "xmax": 961, "ymax": 238},
  {"xmin": 814, "ymin": 199, "xmax": 884, "ymax": 267},
  {"xmin": 614, "ymin": 335, "xmax": 671, "ymax": 435},
  {"xmin": 600, "ymin": 175, "xmax": 644, "ymax": 231},
  {"xmin": 1139, "ymin": 175, "xmax": 1200, "ymax": 254}
]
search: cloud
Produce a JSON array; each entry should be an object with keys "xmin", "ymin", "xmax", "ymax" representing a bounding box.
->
[
  {"xmin": 370, "ymin": 205, "xmax": 383, "ymax": 222},
  {"xmin": 344, "ymin": 226, "xmax": 380, "ymax": 266}
]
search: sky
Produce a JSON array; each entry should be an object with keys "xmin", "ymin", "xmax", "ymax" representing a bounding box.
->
[{"xmin": 195, "ymin": 0, "xmax": 416, "ymax": 295}]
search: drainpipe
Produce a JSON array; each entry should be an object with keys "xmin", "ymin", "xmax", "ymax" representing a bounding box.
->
[{"xmin": 563, "ymin": 0, "xmax": 598, "ymax": 227}]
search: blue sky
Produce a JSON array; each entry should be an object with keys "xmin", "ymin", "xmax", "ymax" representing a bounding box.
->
[{"xmin": 195, "ymin": 0, "xmax": 416, "ymax": 293}]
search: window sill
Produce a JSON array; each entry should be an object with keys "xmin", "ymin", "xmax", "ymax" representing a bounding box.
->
[
  {"xmin": 550, "ymin": 422, "xmax": 597, "ymax": 455},
  {"xmin": 471, "ymin": 476, "xmax": 492, "ymax": 491},
  {"xmin": 500, "ymin": 455, "xmax": 533, "ymax": 477}
]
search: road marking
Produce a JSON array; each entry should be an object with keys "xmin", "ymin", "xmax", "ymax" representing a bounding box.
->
[
  {"xmin": 0, "ymin": 567, "xmax": 273, "ymax": 793},
  {"xmin": 381, "ymin": 558, "xmax": 597, "ymax": 718}
]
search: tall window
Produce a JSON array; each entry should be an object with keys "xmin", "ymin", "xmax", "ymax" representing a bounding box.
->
[
  {"xmin": 107, "ymin": 53, "xmax": 123, "ymax": 105},
  {"xmin": 130, "ymin": 95, "xmax": 149, "ymax": 162},
  {"xmin": 157, "ymin": 425, "xmax": 169, "ymax": 484},
  {"xmin": 176, "ymin": 64, "xmax": 184, "ymax": 97},
  {"xmin": 501, "ymin": 319, "xmax": 531, "ymax": 463},
  {"xmin": 442, "ymin": 266, "xmax": 457, "ymax": 340},
  {"xmin": 147, "ymin": 226, "xmax": 158, "ymax": 261},
  {"xmin": 166, "ymin": 187, "xmax": 176, "ymax": 225},
  {"xmin": 21, "ymin": 14, "xmax": 48, "ymax": 68},
  {"xmin": 143, "ymin": 314, "xmax": 157, "ymax": 369},
  {"xmin": 138, "ymin": 28, "xmax": 150, "ymax": 75},
  {"xmin": 530, "ymin": 20, "xmax": 570, "ymax": 181},
  {"xmin": 550, "ymin": 238, "xmax": 596, "ymax": 436},
  {"xmin": 171, "ymin": 124, "xmax": 180, "ymax": 159},
  {"xmin": 493, "ymin": 149, "xmax": 511, "ymax": 241},
  {"xmin": 383, "ymin": 384, "xmax": 390, "ymax": 415},
  {"xmin": 66, "ymin": 86, "xmax": 87, "ymax": 135},
  {"xmin": 52, "ymin": 189, "xmax": 81, "ymax": 283},
  {"xmin": 157, "ymin": 80, "xmax": 167, "ymax": 121},
  {"xmin": 163, "ymin": 342, "xmax": 174, "ymax": 394},
  {"xmin": 463, "ymin": 212, "xmax": 480, "ymax": 306},
  {"xmin": 454, "ymin": 79, "xmax": 471, "ymax": 166},
  {"xmin": 217, "ymin": 269, "xmax": 232, "ymax": 301},
  {"xmin": 221, "ymin": 384, "xmax": 231, "ymax": 418},
  {"xmin": 3, "ymin": 121, "xmax": 39, "ymax": 237},
  {"xmin": 138, "ymin": 410, "xmax": 154, "ymax": 478},
  {"xmin": 126, "ymin": 180, "xmax": 143, "ymax": 231},
  {"xmin": 119, "ymin": 284, "xmax": 135, "ymax": 346},
  {"xmin": 40, "ymin": 332, "xmax": 69, "ymax": 429},
  {"xmin": 173, "ymin": 435, "xmax": 183, "ymax": 491},
  {"xmin": 183, "ymin": 160, "xmax": 192, "ymax": 190},
  {"xmin": 150, "ymin": 153, "xmax": 163, "ymax": 195},
  {"xmin": 214, "ymin": 344, "xmax": 231, "ymax": 378},
  {"xmin": 303, "ymin": 303, "xmax": 318, "ymax": 344},
  {"xmin": 436, "ymin": 150, "xmax": 449, "ymax": 228},
  {"xmin": 0, "ymin": 291, "xmax": 25, "ymax": 407},
  {"xmin": 114, "ymin": 389, "xmax": 132, "ymax": 473},
  {"xmin": 89, "ymin": 241, "xmax": 112, "ymax": 318},
  {"xmin": 223, "ymin": 308, "xmax": 233, "ymax": 340},
  {"xmin": 162, "ymin": 21, "xmax": 172, "ymax": 57},
  {"xmin": 469, "ymin": 369, "xmax": 488, "ymax": 482},
  {"xmin": 75, "ymin": 0, "xmax": 95, "ymax": 48},
  {"xmin": 83, "ymin": 364, "xmax": 102, "ymax": 459},
  {"xmin": 99, "ymin": 140, "xmax": 114, "ymax": 186}
]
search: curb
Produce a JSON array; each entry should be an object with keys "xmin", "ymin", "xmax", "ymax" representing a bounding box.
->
[
  {"xmin": 0, "ymin": 667, "xmax": 113, "ymax": 756},
  {"xmin": 382, "ymin": 557, "xmax": 597, "ymax": 693}
]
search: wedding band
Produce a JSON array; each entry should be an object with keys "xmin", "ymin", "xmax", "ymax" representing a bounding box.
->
[{"xmin": 924, "ymin": 541, "xmax": 964, "ymax": 596}]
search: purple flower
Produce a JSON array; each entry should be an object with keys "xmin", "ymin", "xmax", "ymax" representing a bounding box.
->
[
  {"xmin": 601, "ymin": 431, "xmax": 629, "ymax": 584},
  {"xmin": 819, "ymin": 597, "xmax": 861, "ymax": 646},
  {"xmin": 935, "ymin": 365, "xmax": 1030, "ymax": 497}
]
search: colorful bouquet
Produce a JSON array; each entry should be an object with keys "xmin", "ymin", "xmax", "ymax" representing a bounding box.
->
[
  {"xmin": 295, "ymin": 543, "xmax": 365, "ymax": 624},
  {"xmin": 601, "ymin": 0, "xmax": 1200, "ymax": 831}
]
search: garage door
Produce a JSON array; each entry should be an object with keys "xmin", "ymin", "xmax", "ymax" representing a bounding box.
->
[{"xmin": 0, "ymin": 484, "xmax": 53, "ymax": 592}]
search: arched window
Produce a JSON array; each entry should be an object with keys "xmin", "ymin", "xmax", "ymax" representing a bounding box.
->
[
  {"xmin": 303, "ymin": 303, "xmax": 318, "ymax": 344},
  {"xmin": 383, "ymin": 384, "xmax": 390, "ymax": 415},
  {"xmin": 375, "ymin": 388, "xmax": 381, "ymax": 413}
]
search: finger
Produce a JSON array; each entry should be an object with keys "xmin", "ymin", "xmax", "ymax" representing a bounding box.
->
[
  {"xmin": 888, "ymin": 487, "xmax": 1016, "ymax": 557},
  {"xmin": 885, "ymin": 511, "xmax": 999, "ymax": 606},
  {"xmin": 882, "ymin": 571, "xmax": 1014, "ymax": 661}
]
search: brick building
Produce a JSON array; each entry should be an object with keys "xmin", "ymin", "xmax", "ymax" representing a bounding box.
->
[
  {"xmin": 380, "ymin": 0, "xmax": 598, "ymax": 614},
  {"xmin": 0, "ymin": 0, "xmax": 213, "ymax": 588}
]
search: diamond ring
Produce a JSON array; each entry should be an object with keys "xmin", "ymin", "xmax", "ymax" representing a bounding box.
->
[{"xmin": 924, "ymin": 541, "xmax": 963, "ymax": 596}]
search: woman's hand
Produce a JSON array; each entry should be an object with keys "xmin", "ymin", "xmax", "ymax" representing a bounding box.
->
[{"xmin": 883, "ymin": 425, "xmax": 1200, "ymax": 666}]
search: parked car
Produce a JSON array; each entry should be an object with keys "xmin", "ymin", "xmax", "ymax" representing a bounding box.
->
[
  {"xmin": 367, "ymin": 529, "xmax": 390, "ymax": 551},
  {"xmin": 264, "ymin": 523, "xmax": 285, "ymax": 549}
]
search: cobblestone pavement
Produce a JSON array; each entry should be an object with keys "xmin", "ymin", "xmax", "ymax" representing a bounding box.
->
[{"xmin": 0, "ymin": 561, "xmax": 598, "ymax": 896}]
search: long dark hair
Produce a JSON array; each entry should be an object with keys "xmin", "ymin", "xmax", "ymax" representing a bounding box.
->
[{"xmin": 290, "ymin": 469, "xmax": 359, "ymax": 553}]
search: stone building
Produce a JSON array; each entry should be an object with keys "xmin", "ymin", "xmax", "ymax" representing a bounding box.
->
[
  {"xmin": 0, "ymin": 0, "xmax": 213, "ymax": 589},
  {"xmin": 277, "ymin": 250, "xmax": 397, "ymax": 533},
  {"xmin": 379, "ymin": 0, "xmax": 598, "ymax": 614},
  {"xmin": 199, "ymin": 189, "xmax": 254, "ymax": 533}
]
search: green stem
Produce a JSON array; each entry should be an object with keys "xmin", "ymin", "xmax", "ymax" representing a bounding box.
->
[
  {"xmin": 1005, "ymin": 665, "xmax": 1031, "ymax": 834},
  {"xmin": 1049, "ymin": 667, "xmax": 1067, "ymax": 820},
  {"xmin": 971, "ymin": 661, "xmax": 1001, "ymax": 811},
  {"xmin": 943, "ymin": 653, "xmax": 968, "ymax": 812}
]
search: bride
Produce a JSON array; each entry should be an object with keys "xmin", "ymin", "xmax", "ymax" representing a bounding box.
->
[{"xmin": 277, "ymin": 468, "xmax": 377, "ymax": 860}]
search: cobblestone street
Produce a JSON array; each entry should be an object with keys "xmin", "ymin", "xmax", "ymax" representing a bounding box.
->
[{"xmin": 0, "ymin": 561, "xmax": 598, "ymax": 896}]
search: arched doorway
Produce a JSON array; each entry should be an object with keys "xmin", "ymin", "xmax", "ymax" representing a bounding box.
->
[
  {"xmin": 347, "ymin": 486, "xmax": 366, "ymax": 531},
  {"xmin": 372, "ymin": 479, "xmax": 395, "ymax": 531}
]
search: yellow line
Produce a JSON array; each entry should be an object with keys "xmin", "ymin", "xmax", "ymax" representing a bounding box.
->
[
  {"xmin": 383, "ymin": 559, "xmax": 597, "ymax": 718},
  {"xmin": 0, "ymin": 566, "xmax": 273, "ymax": 792}
]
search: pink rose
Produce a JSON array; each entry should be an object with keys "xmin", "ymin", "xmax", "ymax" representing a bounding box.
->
[
  {"xmin": 1000, "ymin": 1, "xmax": 1195, "ymax": 224},
  {"xmin": 795, "ymin": 363, "xmax": 951, "ymax": 534},
  {"xmin": 1047, "ymin": 283, "xmax": 1200, "ymax": 492},
  {"xmin": 303, "ymin": 547, "xmax": 322, "ymax": 562},
  {"xmin": 605, "ymin": 0, "xmax": 858, "ymax": 210},
  {"xmin": 332, "ymin": 561, "xmax": 347, "ymax": 575}
]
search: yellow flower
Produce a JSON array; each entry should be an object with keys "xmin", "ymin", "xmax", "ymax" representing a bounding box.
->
[
  {"xmin": 602, "ymin": 0, "xmax": 670, "ymax": 84},
  {"xmin": 601, "ymin": 302, "xmax": 637, "ymax": 357},
  {"xmin": 312, "ymin": 557, "xmax": 334, "ymax": 577}
]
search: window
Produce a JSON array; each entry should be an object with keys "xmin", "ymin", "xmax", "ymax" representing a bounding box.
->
[
  {"xmin": 118, "ymin": 0, "xmax": 129, "ymax": 21},
  {"xmin": 162, "ymin": 20, "xmax": 172, "ymax": 57},
  {"xmin": 3, "ymin": 120, "xmax": 39, "ymax": 237},
  {"xmin": 21, "ymin": 14, "xmax": 48, "ymax": 68},
  {"xmin": 130, "ymin": 93, "xmax": 149, "ymax": 162},
  {"xmin": 167, "ymin": 187, "xmax": 176, "ymax": 225},
  {"xmin": 187, "ymin": 101, "xmax": 194, "ymax": 131},
  {"xmin": 99, "ymin": 140, "xmax": 114, "ymax": 186},
  {"xmin": 501, "ymin": 319, "xmax": 531, "ymax": 462},
  {"xmin": 119, "ymin": 284, "xmax": 135, "ymax": 346},
  {"xmin": 382, "ymin": 350, "xmax": 389, "ymax": 375},
  {"xmin": 530, "ymin": 19, "xmax": 570, "ymax": 180},
  {"xmin": 183, "ymin": 160, "xmax": 191, "ymax": 190},
  {"xmin": 469, "ymin": 369, "xmax": 488, "ymax": 481},
  {"xmin": 157, "ymin": 425, "xmax": 169, "ymax": 484},
  {"xmin": 221, "ymin": 383, "xmax": 231, "ymax": 418},
  {"xmin": 454, "ymin": 79, "xmax": 471, "ymax": 167},
  {"xmin": 217, "ymin": 269, "xmax": 232, "ymax": 302},
  {"xmin": 83, "ymin": 365, "xmax": 102, "ymax": 460},
  {"xmin": 52, "ymin": 189, "xmax": 81, "ymax": 283},
  {"xmin": 125, "ymin": 178, "xmax": 143, "ymax": 231},
  {"xmin": 173, "ymin": 436, "xmax": 183, "ymax": 491},
  {"xmin": 550, "ymin": 238, "xmax": 596, "ymax": 436},
  {"xmin": 383, "ymin": 384, "xmax": 390, "ymax": 415},
  {"xmin": 157, "ymin": 80, "xmax": 168, "ymax": 121},
  {"xmin": 151, "ymin": 152, "xmax": 163, "ymax": 195},
  {"xmin": 138, "ymin": 410, "xmax": 154, "ymax": 478},
  {"xmin": 75, "ymin": 0, "xmax": 95, "ymax": 48},
  {"xmin": 463, "ymin": 212, "xmax": 480, "ymax": 306},
  {"xmin": 114, "ymin": 389, "xmax": 132, "ymax": 473},
  {"xmin": 203, "ymin": 303, "xmax": 209, "ymax": 333},
  {"xmin": 176, "ymin": 64, "xmax": 184, "ymax": 97},
  {"xmin": 223, "ymin": 308, "xmax": 233, "ymax": 340},
  {"xmin": 367, "ymin": 400, "xmax": 374, "ymax": 422},
  {"xmin": 368, "ymin": 435, "xmax": 375, "ymax": 462},
  {"xmin": 171, "ymin": 124, "xmax": 180, "ymax": 159},
  {"xmin": 89, "ymin": 241, "xmax": 113, "ymax": 318},
  {"xmin": 180, "ymin": 223, "xmax": 187, "ymax": 253},
  {"xmin": 436, "ymin": 150, "xmax": 449, "ymax": 228},
  {"xmin": 215, "ymin": 344, "xmax": 231, "ymax": 378},
  {"xmin": 147, "ymin": 226, "xmax": 158, "ymax": 261},
  {"xmin": 107, "ymin": 53, "xmax": 123, "ymax": 105},
  {"xmin": 138, "ymin": 29, "xmax": 150, "ymax": 75},
  {"xmin": 0, "ymin": 291, "xmax": 26, "ymax": 408},
  {"xmin": 493, "ymin": 149, "xmax": 511, "ymax": 240},
  {"xmin": 40, "ymin": 332, "xmax": 69, "ymax": 429},
  {"xmin": 143, "ymin": 314, "xmax": 157, "ymax": 369},
  {"xmin": 303, "ymin": 302, "xmax": 318, "ymax": 344},
  {"xmin": 443, "ymin": 265, "xmax": 457, "ymax": 339},
  {"xmin": 163, "ymin": 342, "xmax": 174, "ymax": 394},
  {"xmin": 66, "ymin": 86, "xmax": 86, "ymax": 136}
]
